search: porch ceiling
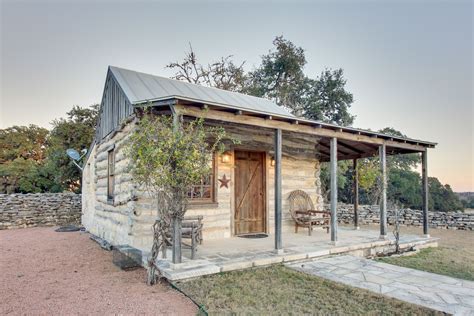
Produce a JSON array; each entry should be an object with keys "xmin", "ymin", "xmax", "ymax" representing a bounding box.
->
[{"xmin": 315, "ymin": 137, "xmax": 418, "ymax": 162}]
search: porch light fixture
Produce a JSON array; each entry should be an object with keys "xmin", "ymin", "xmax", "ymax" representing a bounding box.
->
[
  {"xmin": 221, "ymin": 151, "xmax": 231, "ymax": 163},
  {"xmin": 270, "ymin": 156, "xmax": 275, "ymax": 167}
]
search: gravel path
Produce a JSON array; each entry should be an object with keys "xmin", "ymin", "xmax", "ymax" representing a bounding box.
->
[{"xmin": 0, "ymin": 227, "xmax": 196, "ymax": 315}]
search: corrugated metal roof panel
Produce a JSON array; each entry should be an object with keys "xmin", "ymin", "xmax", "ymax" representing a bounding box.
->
[
  {"xmin": 109, "ymin": 66, "xmax": 294, "ymax": 118},
  {"xmin": 107, "ymin": 66, "xmax": 436, "ymax": 147}
]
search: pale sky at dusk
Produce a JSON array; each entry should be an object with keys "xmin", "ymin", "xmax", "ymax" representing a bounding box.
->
[{"xmin": 1, "ymin": 0, "xmax": 472, "ymax": 191}]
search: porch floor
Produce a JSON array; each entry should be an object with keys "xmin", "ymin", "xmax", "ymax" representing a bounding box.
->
[{"xmin": 155, "ymin": 227, "xmax": 438, "ymax": 281}]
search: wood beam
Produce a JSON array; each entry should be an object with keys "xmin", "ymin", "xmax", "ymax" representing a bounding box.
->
[
  {"xmin": 338, "ymin": 140, "xmax": 366, "ymax": 154},
  {"xmin": 330, "ymin": 137, "xmax": 338, "ymax": 243},
  {"xmin": 422, "ymin": 150, "xmax": 429, "ymax": 237},
  {"xmin": 353, "ymin": 159, "xmax": 359, "ymax": 229},
  {"xmin": 175, "ymin": 105, "xmax": 428, "ymax": 152},
  {"xmin": 379, "ymin": 144, "xmax": 387, "ymax": 238},
  {"xmin": 318, "ymin": 141, "xmax": 354, "ymax": 156},
  {"xmin": 274, "ymin": 128, "xmax": 283, "ymax": 252}
]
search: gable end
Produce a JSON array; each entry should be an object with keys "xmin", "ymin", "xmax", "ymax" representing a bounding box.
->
[{"xmin": 96, "ymin": 69, "xmax": 134, "ymax": 140}]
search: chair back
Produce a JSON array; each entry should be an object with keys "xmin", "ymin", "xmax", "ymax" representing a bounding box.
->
[{"xmin": 288, "ymin": 190, "xmax": 314, "ymax": 219}]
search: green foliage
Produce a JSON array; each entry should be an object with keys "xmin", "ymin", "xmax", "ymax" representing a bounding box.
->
[
  {"xmin": 46, "ymin": 104, "xmax": 98, "ymax": 192},
  {"xmin": 378, "ymin": 127, "xmax": 419, "ymax": 170},
  {"xmin": 246, "ymin": 36, "xmax": 307, "ymax": 114},
  {"xmin": 428, "ymin": 177, "xmax": 464, "ymax": 212},
  {"xmin": 333, "ymin": 126, "xmax": 464, "ymax": 211},
  {"xmin": 125, "ymin": 110, "xmax": 229, "ymax": 219},
  {"xmin": 0, "ymin": 125, "xmax": 49, "ymax": 163},
  {"xmin": 303, "ymin": 69, "xmax": 354, "ymax": 126},
  {"xmin": 461, "ymin": 196, "xmax": 474, "ymax": 209},
  {"xmin": 387, "ymin": 169, "xmax": 422, "ymax": 208},
  {"xmin": 356, "ymin": 157, "xmax": 382, "ymax": 204},
  {"xmin": 320, "ymin": 161, "xmax": 350, "ymax": 203},
  {"xmin": 247, "ymin": 37, "xmax": 355, "ymax": 126},
  {"xmin": 0, "ymin": 125, "xmax": 53, "ymax": 193}
]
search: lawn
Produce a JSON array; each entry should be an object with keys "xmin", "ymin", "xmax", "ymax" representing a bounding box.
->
[
  {"xmin": 375, "ymin": 226, "xmax": 474, "ymax": 281},
  {"xmin": 174, "ymin": 265, "xmax": 442, "ymax": 315}
]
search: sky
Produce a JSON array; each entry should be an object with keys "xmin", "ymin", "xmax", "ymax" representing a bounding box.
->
[{"xmin": 1, "ymin": 0, "xmax": 473, "ymax": 191}]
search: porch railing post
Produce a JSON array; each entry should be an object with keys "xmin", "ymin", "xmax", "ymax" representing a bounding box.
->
[
  {"xmin": 379, "ymin": 144, "xmax": 387, "ymax": 239},
  {"xmin": 330, "ymin": 137, "xmax": 338, "ymax": 243},
  {"xmin": 353, "ymin": 158, "xmax": 359, "ymax": 230},
  {"xmin": 274, "ymin": 128, "xmax": 283, "ymax": 253},
  {"xmin": 422, "ymin": 150, "xmax": 429, "ymax": 237}
]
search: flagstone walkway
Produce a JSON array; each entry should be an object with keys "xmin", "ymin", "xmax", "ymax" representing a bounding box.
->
[{"xmin": 287, "ymin": 255, "xmax": 474, "ymax": 315}]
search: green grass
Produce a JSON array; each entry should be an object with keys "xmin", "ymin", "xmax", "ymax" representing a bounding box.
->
[
  {"xmin": 174, "ymin": 265, "xmax": 442, "ymax": 315},
  {"xmin": 378, "ymin": 247, "xmax": 474, "ymax": 281}
]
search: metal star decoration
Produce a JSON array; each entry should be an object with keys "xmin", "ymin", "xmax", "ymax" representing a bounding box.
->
[{"xmin": 218, "ymin": 174, "xmax": 231, "ymax": 188}]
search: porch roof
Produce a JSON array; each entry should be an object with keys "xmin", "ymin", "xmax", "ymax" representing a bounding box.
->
[{"xmin": 171, "ymin": 103, "xmax": 436, "ymax": 162}]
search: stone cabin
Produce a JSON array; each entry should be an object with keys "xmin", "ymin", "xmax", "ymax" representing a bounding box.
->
[{"xmin": 82, "ymin": 66, "xmax": 436, "ymax": 254}]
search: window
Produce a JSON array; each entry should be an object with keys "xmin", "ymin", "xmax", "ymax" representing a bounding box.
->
[
  {"xmin": 187, "ymin": 155, "xmax": 216, "ymax": 204},
  {"xmin": 107, "ymin": 149, "xmax": 115, "ymax": 201}
]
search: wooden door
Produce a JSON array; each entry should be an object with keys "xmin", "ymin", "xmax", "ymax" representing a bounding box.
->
[{"xmin": 234, "ymin": 151, "xmax": 266, "ymax": 235}]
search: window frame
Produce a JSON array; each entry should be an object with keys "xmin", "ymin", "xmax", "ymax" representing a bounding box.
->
[
  {"xmin": 187, "ymin": 153, "xmax": 217, "ymax": 205},
  {"xmin": 107, "ymin": 149, "xmax": 115, "ymax": 202}
]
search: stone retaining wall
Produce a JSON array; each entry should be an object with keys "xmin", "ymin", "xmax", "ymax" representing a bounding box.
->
[
  {"xmin": 333, "ymin": 203, "xmax": 473, "ymax": 230},
  {"xmin": 0, "ymin": 193, "xmax": 82, "ymax": 230}
]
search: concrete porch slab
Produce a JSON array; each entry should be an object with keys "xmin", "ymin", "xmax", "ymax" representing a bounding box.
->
[{"xmin": 153, "ymin": 227, "xmax": 438, "ymax": 281}]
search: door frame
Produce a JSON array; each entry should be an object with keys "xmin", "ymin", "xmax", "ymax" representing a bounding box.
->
[{"xmin": 231, "ymin": 149, "xmax": 268, "ymax": 236}]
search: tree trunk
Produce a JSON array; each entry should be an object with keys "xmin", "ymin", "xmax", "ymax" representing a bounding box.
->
[{"xmin": 172, "ymin": 216, "xmax": 182, "ymax": 264}]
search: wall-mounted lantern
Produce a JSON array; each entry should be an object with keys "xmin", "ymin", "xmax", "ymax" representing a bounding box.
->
[
  {"xmin": 270, "ymin": 156, "xmax": 275, "ymax": 167},
  {"xmin": 221, "ymin": 151, "xmax": 231, "ymax": 163}
]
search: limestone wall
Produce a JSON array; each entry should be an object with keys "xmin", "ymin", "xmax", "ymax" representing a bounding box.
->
[
  {"xmin": 82, "ymin": 119, "xmax": 324, "ymax": 251},
  {"xmin": 82, "ymin": 118, "xmax": 140, "ymax": 248},
  {"xmin": 0, "ymin": 193, "xmax": 81, "ymax": 230},
  {"xmin": 334, "ymin": 203, "xmax": 473, "ymax": 230}
]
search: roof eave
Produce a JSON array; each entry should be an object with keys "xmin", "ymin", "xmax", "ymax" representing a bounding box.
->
[{"xmin": 132, "ymin": 97, "xmax": 436, "ymax": 149}]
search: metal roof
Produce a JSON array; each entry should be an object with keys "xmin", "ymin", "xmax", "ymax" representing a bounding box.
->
[
  {"xmin": 109, "ymin": 66, "xmax": 294, "ymax": 118},
  {"xmin": 108, "ymin": 66, "xmax": 436, "ymax": 149}
]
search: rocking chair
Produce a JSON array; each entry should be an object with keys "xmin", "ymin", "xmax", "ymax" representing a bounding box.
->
[{"xmin": 288, "ymin": 190, "xmax": 330, "ymax": 236}]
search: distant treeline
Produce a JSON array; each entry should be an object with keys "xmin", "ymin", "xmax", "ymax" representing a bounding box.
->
[{"xmin": 457, "ymin": 192, "xmax": 474, "ymax": 209}]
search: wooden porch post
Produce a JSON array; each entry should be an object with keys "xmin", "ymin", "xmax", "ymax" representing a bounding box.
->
[
  {"xmin": 274, "ymin": 128, "xmax": 283, "ymax": 253},
  {"xmin": 330, "ymin": 137, "xmax": 338, "ymax": 243},
  {"xmin": 422, "ymin": 150, "xmax": 429, "ymax": 237},
  {"xmin": 171, "ymin": 106, "xmax": 182, "ymax": 264},
  {"xmin": 379, "ymin": 144, "xmax": 387, "ymax": 239},
  {"xmin": 353, "ymin": 158, "xmax": 359, "ymax": 230}
]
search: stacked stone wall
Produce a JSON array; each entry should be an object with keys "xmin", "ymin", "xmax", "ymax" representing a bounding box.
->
[
  {"xmin": 333, "ymin": 203, "xmax": 473, "ymax": 230},
  {"xmin": 0, "ymin": 193, "xmax": 81, "ymax": 229}
]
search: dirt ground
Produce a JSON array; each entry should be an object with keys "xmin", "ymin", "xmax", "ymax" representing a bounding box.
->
[{"xmin": 0, "ymin": 227, "xmax": 196, "ymax": 315}]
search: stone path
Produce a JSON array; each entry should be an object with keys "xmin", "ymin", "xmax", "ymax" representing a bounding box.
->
[
  {"xmin": 156, "ymin": 227, "xmax": 438, "ymax": 280},
  {"xmin": 287, "ymin": 255, "xmax": 474, "ymax": 315}
]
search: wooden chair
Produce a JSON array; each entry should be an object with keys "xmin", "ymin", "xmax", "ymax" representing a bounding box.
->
[
  {"xmin": 181, "ymin": 215, "xmax": 203, "ymax": 259},
  {"xmin": 288, "ymin": 190, "xmax": 330, "ymax": 236}
]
